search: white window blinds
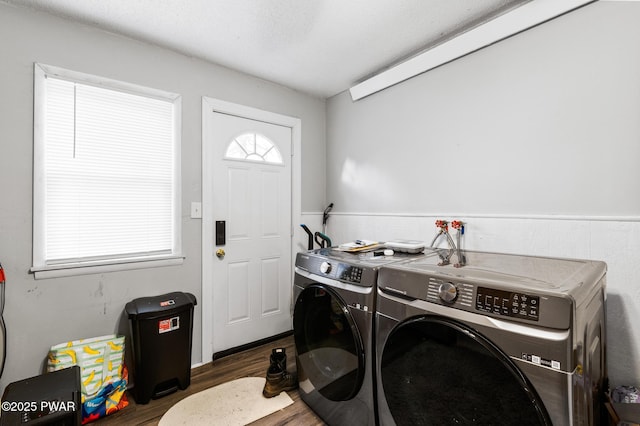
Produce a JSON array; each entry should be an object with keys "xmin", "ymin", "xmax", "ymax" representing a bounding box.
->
[{"xmin": 33, "ymin": 64, "xmax": 182, "ymax": 276}]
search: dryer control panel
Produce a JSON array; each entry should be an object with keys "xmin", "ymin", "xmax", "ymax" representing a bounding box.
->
[
  {"xmin": 296, "ymin": 253, "xmax": 378, "ymax": 288},
  {"xmin": 319, "ymin": 261, "xmax": 363, "ymax": 283},
  {"xmin": 337, "ymin": 264, "xmax": 363, "ymax": 283}
]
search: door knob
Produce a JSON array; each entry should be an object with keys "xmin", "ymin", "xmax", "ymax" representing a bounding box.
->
[{"xmin": 216, "ymin": 248, "xmax": 225, "ymax": 259}]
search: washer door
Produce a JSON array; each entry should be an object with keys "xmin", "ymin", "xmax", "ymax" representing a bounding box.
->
[
  {"xmin": 381, "ymin": 316, "xmax": 552, "ymax": 426},
  {"xmin": 293, "ymin": 284, "xmax": 365, "ymax": 401}
]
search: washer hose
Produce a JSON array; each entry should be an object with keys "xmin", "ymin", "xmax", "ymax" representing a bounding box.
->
[{"xmin": 430, "ymin": 220, "xmax": 455, "ymax": 265}]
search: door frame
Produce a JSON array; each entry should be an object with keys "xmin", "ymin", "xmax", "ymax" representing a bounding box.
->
[{"xmin": 201, "ymin": 96, "xmax": 302, "ymax": 362}]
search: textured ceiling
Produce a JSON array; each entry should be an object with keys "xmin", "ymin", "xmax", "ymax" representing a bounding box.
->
[{"xmin": 3, "ymin": 0, "xmax": 531, "ymax": 98}]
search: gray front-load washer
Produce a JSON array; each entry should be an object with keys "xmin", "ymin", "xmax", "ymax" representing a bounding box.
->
[{"xmin": 375, "ymin": 249, "xmax": 607, "ymax": 426}]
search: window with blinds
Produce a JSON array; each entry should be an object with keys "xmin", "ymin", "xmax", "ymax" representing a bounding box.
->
[{"xmin": 32, "ymin": 64, "xmax": 182, "ymax": 278}]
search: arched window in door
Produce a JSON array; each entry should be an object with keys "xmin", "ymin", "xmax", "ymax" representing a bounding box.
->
[{"xmin": 225, "ymin": 132, "xmax": 283, "ymax": 164}]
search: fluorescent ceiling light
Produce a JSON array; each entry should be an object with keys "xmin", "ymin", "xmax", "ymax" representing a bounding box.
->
[{"xmin": 349, "ymin": 0, "xmax": 597, "ymax": 101}]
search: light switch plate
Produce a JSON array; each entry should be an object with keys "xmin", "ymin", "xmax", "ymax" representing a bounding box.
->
[{"xmin": 190, "ymin": 202, "xmax": 202, "ymax": 219}]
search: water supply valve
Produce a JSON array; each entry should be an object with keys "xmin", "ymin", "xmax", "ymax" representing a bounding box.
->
[
  {"xmin": 451, "ymin": 220, "xmax": 463, "ymax": 232},
  {"xmin": 435, "ymin": 219, "xmax": 449, "ymax": 231}
]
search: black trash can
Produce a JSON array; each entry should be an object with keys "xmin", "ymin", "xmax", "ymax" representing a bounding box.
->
[{"xmin": 125, "ymin": 291, "xmax": 197, "ymax": 404}]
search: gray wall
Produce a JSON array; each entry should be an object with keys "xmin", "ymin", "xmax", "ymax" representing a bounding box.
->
[
  {"xmin": 0, "ymin": 2, "xmax": 326, "ymax": 391},
  {"xmin": 328, "ymin": 1, "xmax": 640, "ymax": 216},
  {"xmin": 326, "ymin": 1, "xmax": 640, "ymax": 388}
]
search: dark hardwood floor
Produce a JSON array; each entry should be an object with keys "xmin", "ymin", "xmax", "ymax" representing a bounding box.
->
[{"xmin": 95, "ymin": 335, "xmax": 325, "ymax": 425}]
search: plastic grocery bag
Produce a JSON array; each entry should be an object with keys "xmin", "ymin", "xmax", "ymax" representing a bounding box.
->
[{"xmin": 47, "ymin": 334, "xmax": 128, "ymax": 423}]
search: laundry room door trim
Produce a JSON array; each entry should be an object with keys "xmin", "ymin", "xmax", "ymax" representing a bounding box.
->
[{"xmin": 200, "ymin": 97, "xmax": 301, "ymax": 362}]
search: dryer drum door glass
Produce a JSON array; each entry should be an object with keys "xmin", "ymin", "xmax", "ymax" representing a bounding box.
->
[
  {"xmin": 381, "ymin": 316, "xmax": 551, "ymax": 426},
  {"xmin": 293, "ymin": 285, "xmax": 365, "ymax": 401}
]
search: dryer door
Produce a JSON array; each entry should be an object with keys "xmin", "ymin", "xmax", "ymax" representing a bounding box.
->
[
  {"xmin": 380, "ymin": 316, "xmax": 552, "ymax": 426},
  {"xmin": 293, "ymin": 284, "xmax": 365, "ymax": 401}
]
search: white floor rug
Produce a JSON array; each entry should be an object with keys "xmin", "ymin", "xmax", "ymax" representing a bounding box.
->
[{"xmin": 159, "ymin": 377, "xmax": 294, "ymax": 426}]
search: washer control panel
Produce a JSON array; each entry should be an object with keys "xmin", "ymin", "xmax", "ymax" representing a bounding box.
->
[
  {"xmin": 377, "ymin": 258, "xmax": 578, "ymax": 329},
  {"xmin": 475, "ymin": 287, "xmax": 539, "ymax": 322},
  {"xmin": 426, "ymin": 277, "xmax": 474, "ymax": 308},
  {"xmin": 425, "ymin": 279, "xmax": 540, "ymax": 322}
]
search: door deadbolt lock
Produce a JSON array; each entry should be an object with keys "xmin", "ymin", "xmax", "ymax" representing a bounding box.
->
[{"xmin": 216, "ymin": 248, "xmax": 225, "ymax": 259}]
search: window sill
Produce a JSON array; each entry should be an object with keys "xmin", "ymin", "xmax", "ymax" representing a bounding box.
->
[{"xmin": 31, "ymin": 256, "xmax": 185, "ymax": 279}]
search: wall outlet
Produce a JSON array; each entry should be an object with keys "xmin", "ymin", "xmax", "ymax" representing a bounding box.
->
[{"xmin": 191, "ymin": 202, "xmax": 202, "ymax": 219}]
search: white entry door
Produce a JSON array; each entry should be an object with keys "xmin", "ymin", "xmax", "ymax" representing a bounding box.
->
[{"xmin": 206, "ymin": 108, "xmax": 293, "ymax": 354}]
